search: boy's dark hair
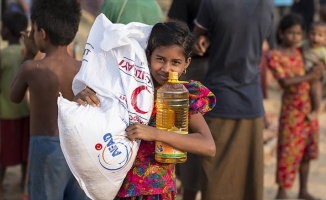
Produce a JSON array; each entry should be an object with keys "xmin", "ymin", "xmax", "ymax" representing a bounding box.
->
[
  {"xmin": 276, "ymin": 12, "xmax": 305, "ymax": 44},
  {"xmin": 146, "ymin": 21, "xmax": 194, "ymax": 60},
  {"xmin": 30, "ymin": 0, "xmax": 81, "ymax": 46},
  {"xmin": 1, "ymin": 11, "xmax": 28, "ymax": 37}
]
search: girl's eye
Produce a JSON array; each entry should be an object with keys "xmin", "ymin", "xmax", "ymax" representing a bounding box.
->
[
  {"xmin": 172, "ymin": 61, "xmax": 181, "ymax": 65},
  {"xmin": 156, "ymin": 57, "xmax": 164, "ymax": 62}
]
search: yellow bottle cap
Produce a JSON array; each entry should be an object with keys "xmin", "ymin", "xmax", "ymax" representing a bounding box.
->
[
  {"xmin": 169, "ymin": 72, "xmax": 179, "ymax": 81},
  {"xmin": 168, "ymin": 71, "xmax": 188, "ymax": 83}
]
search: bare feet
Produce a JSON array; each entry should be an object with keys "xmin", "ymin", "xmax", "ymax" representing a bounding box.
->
[
  {"xmin": 298, "ymin": 193, "xmax": 321, "ymax": 200},
  {"xmin": 275, "ymin": 190, "xmax": 290, "ymax": 199}
]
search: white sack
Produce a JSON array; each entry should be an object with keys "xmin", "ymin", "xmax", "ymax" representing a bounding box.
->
[{"xmin": 57, "ymin": 13, "xmax": 154, "ymax": 200}]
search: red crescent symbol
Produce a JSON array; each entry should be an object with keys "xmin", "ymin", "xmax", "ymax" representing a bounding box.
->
[
  {"xmin": 95, "ymin": 143, "xmax": 102, "ymax": 150},
  {"xmin": 131, "ymin": 85, "xmax": 150, "ymax": 114}
]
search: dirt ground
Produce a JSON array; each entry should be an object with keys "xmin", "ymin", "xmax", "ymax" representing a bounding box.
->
[{"xmin": 1, "ymin": 81, "xmax": 326, "ymax": 200}]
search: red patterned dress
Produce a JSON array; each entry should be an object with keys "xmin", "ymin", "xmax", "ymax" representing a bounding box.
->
[
  {"xmin": 116, "ymin": 81, "xmax": 216, "ymax": 200},
  {"xmin": 266, "ymin": 49, "xmax": 319, "ymax": 189}
]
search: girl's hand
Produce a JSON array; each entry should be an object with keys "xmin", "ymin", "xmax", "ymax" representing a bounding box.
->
[
  {"xmin": 73, "ymin": 86, "xmax": 100, "ymax": 107},
  {"xmin": 309, "ymin": 61, "xmax": 324, "ymax": 81},
  {"xmin": 125, "ymin": 122, "xmax": 157, "ymax": 141}
]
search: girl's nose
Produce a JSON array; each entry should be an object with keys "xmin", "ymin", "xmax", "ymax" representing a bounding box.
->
[{"xmin": 161, "ymin": 63, "xmax": 172, "ymax": 72}]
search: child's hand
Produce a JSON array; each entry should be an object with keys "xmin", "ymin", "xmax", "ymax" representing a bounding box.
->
[
  {"xmin": 309, "ymin": 61, "xmax": 324, "ymax": 81},
  {"xmin": 21, "ymin": 30, "xmax": 38, "ymax": 60},
  {"xmin": 73, "ymin": 86, "xmax": 100, "ymax": 107},
  {"xmin": 125, "ymin": 122, "xmax": 157, "ymax": 141}
]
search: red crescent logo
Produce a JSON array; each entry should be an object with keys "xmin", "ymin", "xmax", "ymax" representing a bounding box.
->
[
  {"xmin": 95, "ymin": 143, "xmax": 103, "ymax": 150},
  {"xmin": 131, "ymin": 85, "xmax": 150, "ymax": 114}
]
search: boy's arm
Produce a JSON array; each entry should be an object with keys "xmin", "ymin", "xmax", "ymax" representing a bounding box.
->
[{"xmin": 10, "ymin": 62, "xmax": 29, "ymax": 103}]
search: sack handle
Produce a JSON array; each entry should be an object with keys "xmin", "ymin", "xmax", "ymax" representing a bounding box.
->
[{"xmin": 117, "ymin": 0, "xmax": 128, "ymax": 23}]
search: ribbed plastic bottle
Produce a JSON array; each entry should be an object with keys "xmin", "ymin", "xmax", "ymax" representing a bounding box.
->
[{"xmin": 155, "ymin": 71, "xmax": 189, "ymax": 163}]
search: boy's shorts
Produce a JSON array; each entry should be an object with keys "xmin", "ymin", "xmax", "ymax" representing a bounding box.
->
[{"xmin": 28, "ymin": 136, "xmax": 89, "ymax": 200}]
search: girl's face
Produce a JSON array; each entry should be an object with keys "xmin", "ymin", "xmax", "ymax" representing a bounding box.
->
[
  {"xmin": 149, "ymin": 45, "xmax": 191, "ymax": 87},
  {"xmin": 281, "ymin": 24, "xmax": 303, "ymax": 48}
]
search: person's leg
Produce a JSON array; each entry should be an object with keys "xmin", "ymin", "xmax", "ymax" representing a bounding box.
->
[
  {"xmin": 298, "ymin": 119, "xmax": 320, "ymax": 200},
  {"xmin": 20, "ymin": 162, "xmax": 27, "ymax": 188},
  {"xmin": 201, "ymin": 117, "xmax": 264, "ymax": 200},
  {"xmin": 275, "ymin": 109, "xmax": 306, "ymax": 199},
  {"xmin": 65, "ymin": 173, "xmax": 90, "ymax": 200},
  {"xmin": 275, "ymin": 186, "xmax": 290, "ymax": 199},
  {"xmin": 298, "ymin": 159, "xmax": 311, "ymax": 198},
  {"xmin": 28, "ymin": 136, "xmax": 67, "ymax": 200},
  {"xmin": 308, "ymin": 80, "xmax": 322, "ymax": 121},
  {"xmin": 0, "ymin": 166, "xmax": 6, "ymax": 183},
  {"xmin": 179, "ymin": 152, "xmax": 202, "ymax": 200},
  {"xmin": 182, "ymin": 189, "xmax": 197, "ymax": 200},
  {"xmin": 0, "ymin": 119, "xmax": 23, "ymax": 184},
  {"xmin": 20, "ymin": 116, "xmax": 30, "ymax": 189},
  {"xmin": 298, "ymin": 159, "xmax": 320, "ymax": 200}
]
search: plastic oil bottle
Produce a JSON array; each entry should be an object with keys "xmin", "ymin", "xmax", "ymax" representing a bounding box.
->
[{"xmin": 155, "ymin": 71, "xmax": 189, "ymax": 163}]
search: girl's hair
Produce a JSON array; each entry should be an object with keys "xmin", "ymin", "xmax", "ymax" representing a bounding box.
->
[
  {"xmin": 146, "ymin": 21, "xmax": 194, "ymax": 60},
  {"xmin": 276, "ymin": 12, "xmax": 304, "ymax": 44},
  {"xmin": 30, "ymin": 0, "xmax": 81, "ymax": 46},
  {"xmin": 1, "ymin": 11, "xmax": 28, "ymax": 37}
]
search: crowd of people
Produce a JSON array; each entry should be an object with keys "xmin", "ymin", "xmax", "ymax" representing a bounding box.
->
[{"xmin": 1, "ymin": 0, "xmax": 325, "ymax": 200}]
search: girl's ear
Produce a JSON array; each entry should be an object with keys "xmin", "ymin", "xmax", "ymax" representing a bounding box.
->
[
  {"xmin": 184, "ymin": 57, "xmax": 192, "ymax": 70},
  {"xmin": 40, "ymin": 28, "xmax": 46, "ymax": 40}
]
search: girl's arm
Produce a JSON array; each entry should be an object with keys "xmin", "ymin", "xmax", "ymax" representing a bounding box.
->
[
  {"xmin": 126, "ymin": 113, "xmax": 216, "ymax": 157},
  {"xmin": 278, "ymin": 63, "xmax": 323, "ymax": 88}
]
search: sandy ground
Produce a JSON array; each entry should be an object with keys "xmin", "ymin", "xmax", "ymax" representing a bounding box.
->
[{"xmin": 1, "ymin": 82, "xmax": 326, "ymax": 200}]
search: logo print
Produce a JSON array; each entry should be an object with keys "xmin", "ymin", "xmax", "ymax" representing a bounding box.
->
[
  {"xmin": 97, "ymin": 133, "xmax": 135, "ymax": 171},
  {"xmin": 95, "ymin": 143, "xmax": 102, "ymax": 150}
]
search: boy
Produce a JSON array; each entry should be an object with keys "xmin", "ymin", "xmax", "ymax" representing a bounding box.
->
[
  {"xmin": 10, "ymin": 0, "xmax": 88, "ymax": 199},
  {"xmin": 0, "ymin": 11, "xmax": 29, "ymax": 187},
  {"xmin": 303, "ymin": 21, "xmax": 326, "ymax": 120}
]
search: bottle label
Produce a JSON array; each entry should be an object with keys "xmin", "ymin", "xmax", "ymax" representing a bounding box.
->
[{"xmin": 155, "ymin": 131, "xmax": 187, "ymax": 158}]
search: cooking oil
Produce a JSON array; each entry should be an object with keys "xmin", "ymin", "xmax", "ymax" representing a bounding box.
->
[{"xmin": 155, "ymin": 72, "xmax": 189, "ymax": 163}]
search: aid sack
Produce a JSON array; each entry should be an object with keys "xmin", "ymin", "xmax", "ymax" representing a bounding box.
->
[{"xmin": 57, "ymin": 14, "xmax": 154, "ymax": 200}]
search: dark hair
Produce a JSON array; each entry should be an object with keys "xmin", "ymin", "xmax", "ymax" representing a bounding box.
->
[
  {"xmin": 146, "ymin": 21, "xmax": 194, "ymax": 60},
  {"xmin": 276, "ymin": 12, "xmax": 304, "ymax": 44},
  {"xmin": 1, "ymin": 11, "xmax": 28, "ymax": 37},
  {"xmin": 30, "ymin": 0, "xmax": 81, "ymax": 46},
  {"xmin": 309, "ymin": 21, "xmax": 326, "ymax": 31}
]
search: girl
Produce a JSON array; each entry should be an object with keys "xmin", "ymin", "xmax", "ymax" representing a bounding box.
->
[
  {"xmin": 75, "ymin": 21, "xmax": 216, "ymax": 199},
  {"xmin": 266, "ymin": 13, "xmax": 322, "ymax": 200}
]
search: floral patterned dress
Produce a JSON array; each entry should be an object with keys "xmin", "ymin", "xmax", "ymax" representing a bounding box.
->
[
  {"xmin": 116, "ymin": 81, "xmax": 216, "ymax": 200},
  {"xmin": 266, "ymin": 49, "xmax": 319, "ymax": 189}
]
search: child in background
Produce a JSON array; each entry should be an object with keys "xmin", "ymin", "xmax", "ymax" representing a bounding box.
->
[
  {"xmin": 0, "ymin": 11, "xmax": 29, "ymax": 188},
  {"xmin": 9, "ymin": 0, "xmax": 89, "ymax": 199},
  {"xmin": 303, "ymin": 21, "xmax": 326, "ymax": 120},
  {"xmin": 74, "ymin": 21, "xmax": 216, "ymax": 199},
  {"xmin": 266, "ymin": 13, "xmax": 322, "ymax": 200}
]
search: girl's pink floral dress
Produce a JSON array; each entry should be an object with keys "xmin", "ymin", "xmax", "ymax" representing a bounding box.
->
[
  {"xmin": 116, "ymin": 81, "xmax": 216, "ymax": 200},
  {"xmin": 266, "ymin": 49, "xmax": 319, "ymax": 189}
]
